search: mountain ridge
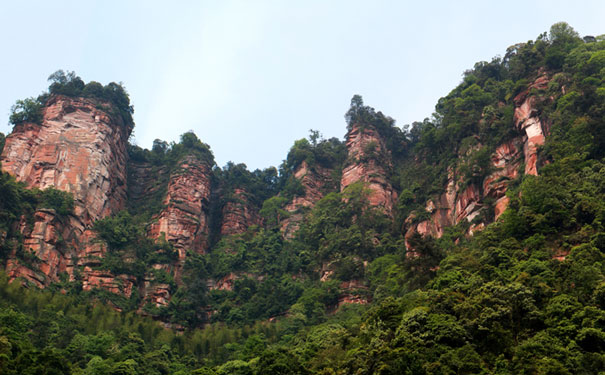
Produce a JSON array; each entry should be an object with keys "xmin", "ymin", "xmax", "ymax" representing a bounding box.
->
[{"xmin": 1, "ymin": 22, "xmax": 605, "ymax": 374}]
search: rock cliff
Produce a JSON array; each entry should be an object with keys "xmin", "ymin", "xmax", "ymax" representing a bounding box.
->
[
  {"xmin": 513, "ymin": 74, "xmax": 549, "ymax": 176},
  {"xmin": 148, "ymin": 155, "xmax": 212, "ymax": 260},
  {"xmin": 340, "ymin": 124, "xmax": 397, "ymax": 215},
  {"xmin": 281, "ymin": 161, "xmax": 333, "ymax": 237},
  {"xmin": 1, "ymin": 95, "xmax": 131, "ymax": 285},
  {"xmin": 220, "ymin": 188, "xmax": 261, "ymax": 236},
  {"xmin": 405, "ymin": 75, "xmax": 550, "ymax": 246}
]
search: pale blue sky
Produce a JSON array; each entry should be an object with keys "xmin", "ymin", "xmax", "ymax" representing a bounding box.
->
[{"xmin": 1, "ymin": 1, "xmax": 604, "ymax": 170}]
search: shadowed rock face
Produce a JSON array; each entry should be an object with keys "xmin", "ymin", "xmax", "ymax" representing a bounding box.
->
[
  {"xmin": 1, "ymin": 95, "xmax": 131, "ymax": 286},
  {"xmin": 405, "ymin": 76, "xmax": 550, "ymax": 248},
  {"xmin": 340, "ymin": 124, "xmax": 397, "ymax": 215},
  {"xmin": 281, "ymin": 161, "xmax": 333, "ymax": 238},
  {"xmin": 220, "ymin": 188, "xmax": 261, "ymax": 237}
]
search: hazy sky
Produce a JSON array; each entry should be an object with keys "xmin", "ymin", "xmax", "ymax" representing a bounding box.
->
[{"xmin": 1, "ymin": 1, "xmax": 604, "ymax": 170}]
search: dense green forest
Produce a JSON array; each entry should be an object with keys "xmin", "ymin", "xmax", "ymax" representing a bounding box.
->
[{"xmin": 1, "ymin": 22, "xmax": 605, "ymax": 373}]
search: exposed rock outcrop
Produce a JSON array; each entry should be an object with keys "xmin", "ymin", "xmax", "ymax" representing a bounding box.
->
[
  {"xmin": 513, "ymin": 74, "xmax": 549, "ymax": 176},
  {"xmin": 1, "ymin": 95, "xmax": 131, "ymax": 285},
  {"xmin": 405, "ymin": 76, "xmax": 550, "ymax": 247},
  {"xmin": 148, "ymin": 155, "xmax": 212, "ymax": 257},
  {"xmin": 220, "ymin": 188, "xmax": 261, "ymax": 237},
  {"xmin": 281, "ymin": 161, "xmax": 333, "ymax": 237},
  {"xmin": 340, "ymin": 124, "xmax": 397, "ymax": 215},
  {"xmin": 143, "ymin": 155, "xmax": 212, "ymax": 306},
  {"xmin": 126, "ymin": 160, "xmax": 170, "ymax": 213}
]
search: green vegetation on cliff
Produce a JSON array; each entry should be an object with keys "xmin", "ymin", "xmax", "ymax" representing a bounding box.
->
[
  {"xmin": 8, "ymin": 70, "xmax": 134, "ymax": 128},
  {"xmin": 1, "ymin": 22, "xmax": 605, "ymax": 374}
]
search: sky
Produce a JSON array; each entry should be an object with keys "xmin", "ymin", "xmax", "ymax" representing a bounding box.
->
[{"xmin": 1, "ymin": 1, "xmax": 604, "ymax": 170}]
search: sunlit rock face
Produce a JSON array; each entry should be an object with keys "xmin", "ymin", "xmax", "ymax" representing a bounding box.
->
[
  {"xmin": 143, "ymin": 155, "xmax": 213, "ymax": 305},
  {"xmin": 514, "ymin": 74, "xmax": 549, "ymax": 176},
  {"xmin": 405, "ymin": 76, "xmax": 550, "ymax": 248},
  {"xmin": 1, "ymin": 95, "xmax": 131, "ymax": 286},
  {"xmin": 148, "ymin": 155, "xmax": 212, "ymax": 257},
  {"xmin": 340, "ymin": 124, "xmax": 397, "ymax": 215}
]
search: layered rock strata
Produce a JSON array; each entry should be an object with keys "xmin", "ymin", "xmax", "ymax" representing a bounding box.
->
[
  {"xmin": 220, "ymin": 188, "xmax": 261, "ymax": 236},
  {"xmin": 1, "ymin": 95, "xmax": 131, "ymax": 285},
  {"xmin": 513, "ymin": 74, "xmax": 549, "ymax": 176},
  {"xmin": 340, "ymin": 124, "xmax": 397, "ymax": 214},
  {"xmin": 148, "ymin": 155, "xmax": 212, "ymax": 257},
  {"xmin": 405, "ymin": 76, "xmax": 550, "ymax": 247},
  {"xmin": 143, "ymin": 155, "xmax": 212, "ymax": 306},
  {"xmin": 281, "ymin": 161, "xmax": 333, "ymax": 238}
]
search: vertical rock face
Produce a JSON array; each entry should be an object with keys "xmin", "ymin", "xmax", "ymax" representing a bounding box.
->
[
  {"xmin": 2, "ymin": 95, "xmax": 130, "ymax": 223},
  {"xmin": 1, "ymin": 95, "xmax": 131, "ymax": 285},
  {"xmin": 281, "ymin": 161, "xmax": 333, "ymax": 237},
  {"xmin": 144, "ymin": 156, "xmax": 212, "ymax": 306},
  {"xmin": 513, "ymin": 74, "xmax": 549, "ymax": 176},
  {"xmin": 405, "ymin": 138, "xmax": 525, "ymax": 247},
  {"xmin": 220, "ymin": 188, "xmax": 261, "ymax": 236},
  {"xmin": 483, "ymin": 138, "xmax": 525, "ymax": 219},
  {"xmin": 148, "ymin": 155, "xmax": 212, "ymax": 258},
  {"xmin": 340, "ymin": 124, "xmax": 397, "ymax": 214},
  {"xmin": 126, "ymin": 160, "xmax": 170, "ymax": 213},
  {"xmin": 405, "ymin": 76, "xmax": 550, "ymax": 246}
]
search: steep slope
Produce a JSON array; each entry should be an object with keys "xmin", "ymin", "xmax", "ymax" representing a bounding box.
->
[
  {"xmin": 220, "ymin": 188, "xmax": 262, "ymax": 236},
  {"xmin": 404, "ymin": 74, "xmax": 552, "ymax": 244},
  {"xmin": 1, "ymin": 94, "xmax": 131, "ymax": 286},
  {"xmin": 281, "ymin": 161, "xmax": 334, "ymax": 237},
  {"xmin": 148, "ymin": 155, "xmax": 212, "ymax": 256},
  {"xmin": 340, "ymin": 123, "xmax": 397, "ymax": 215},
  {"xmin": 2, "ymin": 23, "xmax": 605, "ymax": 375}
]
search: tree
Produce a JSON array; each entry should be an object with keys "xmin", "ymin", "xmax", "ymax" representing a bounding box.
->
[
  {"xmin": 259, "ymin": 196, "xmax": 289, "ymax": 227},
  {"xmin": 9, "ymin": 98, "xmax": 43, "ymax": 125},
  {"xmin": 549, "ymin": 22, "xmax": 580, "ymax": 44}
]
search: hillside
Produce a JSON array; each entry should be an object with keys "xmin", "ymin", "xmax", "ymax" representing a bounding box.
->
[{"xmin": 1, "ymin": 22, "xmax": 605, "ymax": 374}]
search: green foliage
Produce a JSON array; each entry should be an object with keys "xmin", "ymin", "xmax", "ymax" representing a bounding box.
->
[
  {"xmin": 37, "ymin": 188, "xmax": 74, "ymax": 216},
  {"xmin": 48, "ymin": 70, "xmax": 134, "ymax": 128},
  {"xmin": 2, "ymin": 22, "xmax": 605, "ymax": 374},
  {"xmin": 284, "ymin": 131, "xmax": 347, "ymax": 172},
  {"xmin": 93, "ymin": 210, "xmax": 176, "ymax": 281},
  {"xmin": 9, "ymin": 97, "xmax": 44, "ymax": 125}
]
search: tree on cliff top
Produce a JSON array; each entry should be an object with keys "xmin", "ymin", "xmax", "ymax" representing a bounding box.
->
[
  {"xmin": 47, "ymin": 70, "xmax": 135, "ymax": 128},
  {"xmin": 8, "ymin": 98, "xmax": 43, "ymax": 126},
  {"xmin": 9, "ymin": 70, "xmax": 135, "ymax": 128}
]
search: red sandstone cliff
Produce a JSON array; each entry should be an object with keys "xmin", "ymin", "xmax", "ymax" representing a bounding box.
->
[
  {"xmin": 148, "ymin": 155, "xmax": 212, "ymax": 256},
  {"xmin": 142, "ymin": 155, "xmax": 213, "ymax": 307},
  {"xmin": 513, "ymin": 74, "xmax": 549, "ymax": 176},
  {"xmin": 405, "ymin": 75, "xmax": 550, "ymax": 247},
  {"xmin": 220, "ymin": 188, "xmax": 261, "ymax": 237},
  {"xmin": 281, "ymin": 161, "xmax": 333, "ymax": 237},
  {"xmin": 1, "ymin": 95, "xmax": 131, "ymax": 286},
  {"xmin": 340, "ymin": 124, "xmax": 397, "ymax": 215}
]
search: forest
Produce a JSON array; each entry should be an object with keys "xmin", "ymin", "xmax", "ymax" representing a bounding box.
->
[{"xmin": 1, "ymin": 22, "xmax": 605, "ymax": 374}]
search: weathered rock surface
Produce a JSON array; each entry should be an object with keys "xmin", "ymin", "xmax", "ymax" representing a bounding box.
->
[
  {"xmin": 405, "ymin": 76, "xmax": 550, "ymax": 247},
  {"xmin": 81, "ymin": 267, "xmax": 136, "ymax": 297},
  {"xmin": 127, "ymin": 160, "xmax": 170, "ymax": 213},
  {"xmin": 1, "ymin": 95, "xmax": 131, "ymax": 286},
  {"xmin": 220, "ymin": 188, "xmax": 261, "ymax": 236},
  {"xmin": 281, "ymin": 161, "xmax": 333, "ymax": 237},
  {"xmin": 513, "ymin": 74, "xmax": 549, "ymax": 176},
  {"xmin": 148, "ymin": 155, "xmax": 212, "ymax": 257},
  {"xmin": 340, "ymin": 124, "xmax": 397, "ymax": 214},
  {"xmin": 337, "ymin": 279, "xmax": 370, "ymax": 308},
  {"xmin": 146, "ymin": 154, "xmax": 213, "ymax": 305}
]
